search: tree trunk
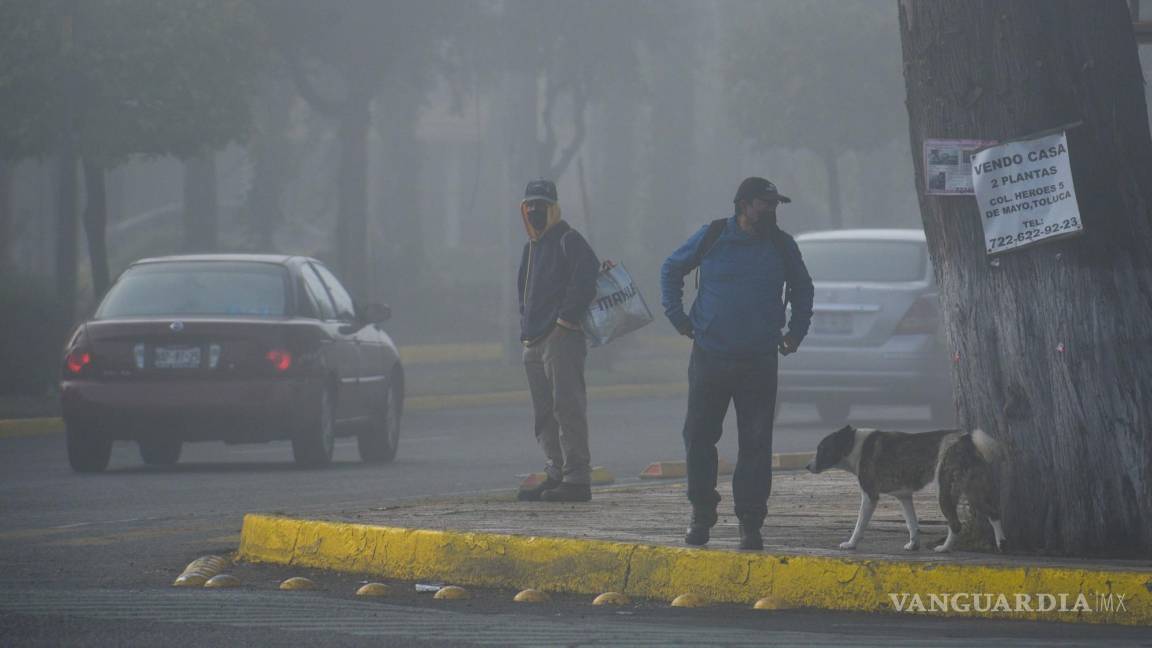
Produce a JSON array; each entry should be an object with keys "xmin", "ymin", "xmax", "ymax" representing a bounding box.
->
[
  {"xmin": 821, "ymin": 148, "xmax": 843, "ymax": 229},
  {"xmin": 899, "ymin": 0, "xmax": 1152, "ymax": 556},
  {"xmin": 181, "ymin": 152, "xmax": 219, "ymax": 252},
  {"xmin": 0, "ymin": 160, "xmax": 13, "ymax": 271},
  {"xmin": 249, "ymin": 81, "xmax": 293, "ymax": 251},
  {"xmin": 55, "ymin": 152, "xmax": 79, "ymax": 315},
  {"xmin": 377, "ymin": 87, "xmax": 425, "ymax": 302},
  {"xmin": 81, "ymin": 159, "xmax": 110, "ymax": 298}
]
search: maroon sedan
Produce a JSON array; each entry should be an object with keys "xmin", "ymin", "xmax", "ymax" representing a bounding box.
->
[{"xmin": 60, "ymin": 254, "xmax": 403, "ymax": 472}]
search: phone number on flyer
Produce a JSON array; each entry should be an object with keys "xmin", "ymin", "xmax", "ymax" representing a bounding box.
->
[{"xmin": 987, "ymin": 217, "xmax": 1080, "ymax": 252}]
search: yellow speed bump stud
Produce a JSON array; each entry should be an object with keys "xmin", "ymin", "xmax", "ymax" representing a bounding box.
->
[
  {"xmin": 670, "ymin": 593, "xmax": 708, "ymax": 608},
  {"xmin": 279, "ymin": 576, "xmax": 318, "ymax": 591},
  {"xmin": 356, "ymin": 582, "xmax": 392, "ymax": 597},
  {"xmin": 513, "ymin": 589, "xmax": 550, "ymax": 603},
  {"xmin": 753, "ymin": 597, "xmax": 780, "ymax": 610},
  {"xmin": 433, "ymin": 585, "xmax": 470, "ymax": 600},
  {"xmin": 172, "ymin": 573, "xmax": 208, "ymax": 588},
  {"xmin": 592, "ymin": 592, "xmax": 631, "ymax": 606},
  {"xmin": 204, "ymin": 574, "xmax": 241, "ymax": 589}
]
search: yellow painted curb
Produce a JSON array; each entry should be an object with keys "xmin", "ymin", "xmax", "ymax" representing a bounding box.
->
[
  {"xmin": 518, "ymin": 467, "xmax": 615, "ymax": 490},
  {"xmin": 238, "ymin": 513, "xmax": 1152, "ymax": 626},
  {"xmin": 513, "ymin": 588, "xmax": 551, "ymax": 603},
  {"xmin": 0, "ymin": 417, "xmax": 64, "ymax": 439},
  {"xmin": 773, "ymin": 452, "xmax": 815, "ymax": 471},
  {"xmin": 356, "ymin": 582, "xmax": 392, "ymax": 597},
  {"xmin": 640, "ymin": 455, "xmax": 813, "ymax": 480}
]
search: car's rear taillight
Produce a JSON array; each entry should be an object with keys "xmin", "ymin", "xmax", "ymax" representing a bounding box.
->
[
  {"xmin": 265, "ymin": 349, "xmax": 292, "ymax": 372},
  {"xmin": 894, "ymin": 295, "xmax": 941, "ymax": 335},
  {"xmin": 65, "ymin": 350, "xmax": 92, "ymax": 375}
]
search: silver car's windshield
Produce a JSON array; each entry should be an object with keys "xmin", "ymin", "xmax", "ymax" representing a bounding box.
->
[
  {"xmin": 96, "ymin": 262, "xmax": 288, "ymax": 318},
  {"xmin": 798, "ymin": 240, "xmax": 927, "ymax": 283}
]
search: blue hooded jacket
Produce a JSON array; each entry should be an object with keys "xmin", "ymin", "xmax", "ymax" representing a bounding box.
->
[{"xmin": 660, "ymin": 216, "xmax": 813, "ymax": 357}]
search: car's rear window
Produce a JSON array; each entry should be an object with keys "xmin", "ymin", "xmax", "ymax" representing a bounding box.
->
[
  {"xmin": 96, "ymin": 262, "xmax": 288, "ymax": 318},
  {"xmin": 797, "ymin": 240, "xmax": 928, "ymax": 282}
]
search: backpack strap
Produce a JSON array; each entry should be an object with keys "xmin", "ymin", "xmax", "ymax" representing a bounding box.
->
[{"xmin": 693, "ymin": 218, "xmax": 728, "ymax": 289}]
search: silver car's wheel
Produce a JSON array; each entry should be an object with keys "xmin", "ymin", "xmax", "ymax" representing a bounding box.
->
[{"xmin": 293, "ymin": 388, "xmax": 335, "ymax": 467}]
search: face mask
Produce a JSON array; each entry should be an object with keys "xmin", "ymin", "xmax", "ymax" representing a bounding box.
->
[{"xmin": 528, "ymin": 205, "xmax": 549, "ymax": 231}]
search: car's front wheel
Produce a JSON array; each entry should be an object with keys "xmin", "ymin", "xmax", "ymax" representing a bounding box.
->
[
  {"xmin": 66, "ymin": 420, "xmax": 112, "ymax": 473},
  {"xmin": 139, "ymin": 439, "xmax": 182, "ymax": 466},
  {"xmin": 293, "ymin": 387, "xmax": 335, "ymax": 467},
  {"xmin": 358, "ymin": 375, "xmax": 401, "ymax": 463}
]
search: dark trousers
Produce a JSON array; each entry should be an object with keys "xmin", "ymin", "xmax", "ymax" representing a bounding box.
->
[{"xmin": 683, "ymin": 343, "xmax": 778, "ymax": 522}]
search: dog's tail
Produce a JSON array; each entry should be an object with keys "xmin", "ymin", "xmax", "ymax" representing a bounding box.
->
[{"xmin": 970, "ymin": 428, "xmax": 1002, "ymax": 463}]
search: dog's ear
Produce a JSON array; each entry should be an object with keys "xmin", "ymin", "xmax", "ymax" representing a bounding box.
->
[{"xmin": 832, "ymin": 425, "xmax": 857, "ymax": 456}]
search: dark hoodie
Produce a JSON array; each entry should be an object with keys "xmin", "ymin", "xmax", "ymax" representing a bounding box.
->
[{"xmin": 517, "ymin": 215, "xmax": 599, "ymax": 345}]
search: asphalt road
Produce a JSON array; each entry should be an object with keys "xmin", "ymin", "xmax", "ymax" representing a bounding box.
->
[{"xmin": 2, "ymin": 397, "xmax": 1148, "ymax": 646}]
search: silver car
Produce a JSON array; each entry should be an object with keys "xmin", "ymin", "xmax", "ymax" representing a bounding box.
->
[{"xmin": 779, "ymin": 229, "xmax": 954, "ymax": 425}]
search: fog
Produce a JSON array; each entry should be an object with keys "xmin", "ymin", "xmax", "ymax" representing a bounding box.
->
[{"xmin": 1, "ymin": 0, "xmax": 923, "ymax": 415}]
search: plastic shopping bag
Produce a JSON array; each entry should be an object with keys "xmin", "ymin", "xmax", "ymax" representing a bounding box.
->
[{"xmin": 581, "ymin": 263, "xmax": 653, "ymax": 347}]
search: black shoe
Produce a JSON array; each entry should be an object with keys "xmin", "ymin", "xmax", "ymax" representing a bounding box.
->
[
  {"xmin": 738, "ymin": 519, "xmax": 764, "ymax": 551},
  {"xmin": 685, "ymin": 493, "xmax": 721, "ymax": 546},
  {"xmin": 517, "ymin": 477, "xmax": 561, "ymax": 501},
  {"xmin": 540, "ymin": 482, "xmax": 591, "ymax": 502}
]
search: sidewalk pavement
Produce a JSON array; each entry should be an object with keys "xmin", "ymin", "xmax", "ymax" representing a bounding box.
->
[{"xmin": 238, "ymin": 467, "xmax": 1151, "ymax": 626}]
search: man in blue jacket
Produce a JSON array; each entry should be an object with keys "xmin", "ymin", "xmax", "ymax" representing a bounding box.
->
[
  {"xmin": 516, "ymin": 179, "xmax": 600, "ymax": 503},
  {"xmin": 660, "ymin": 177, "xmax": 814, "ymax": 549}
]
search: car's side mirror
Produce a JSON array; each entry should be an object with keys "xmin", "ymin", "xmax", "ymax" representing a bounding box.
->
[{"xmin": 360, "ymin": 302, "xmax": 391, "ymax": 324}]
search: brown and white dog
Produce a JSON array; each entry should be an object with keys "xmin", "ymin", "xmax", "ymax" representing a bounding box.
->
[{"xmin": 806, "ymin": 425, "xmax": 1005, "ymax": 553}]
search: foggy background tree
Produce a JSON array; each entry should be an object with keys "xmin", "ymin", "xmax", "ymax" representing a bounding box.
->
[
  {"xmin": 724, "ymin": 0, "xmax": 908, "ymax": 231},
  {"xmin": 899, "ymin": 0, "xmax": 1152, "ymax": 555}
]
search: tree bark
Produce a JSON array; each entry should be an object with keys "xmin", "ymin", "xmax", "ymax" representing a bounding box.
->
[
  {"xmin": 181, "ymin": 152, "xmax": 219, "ymax": 253},
  {"xmin": 249, "ymin": 82, "xmax": 293, "ymax": 251},
  {"xmin": 899, "ymin": 0, "xmax": 1152, "ymax": 556},
  {"xmin": 81, "ymin": 159, "xmax": 109, "ymax": 298},
  {"xmin": 55, "ymin": 152, "xmax": 79, "ymax": 315},
  {"xmin": 335, "ymin": 93, "xmax": 370, "ymax": 298}
]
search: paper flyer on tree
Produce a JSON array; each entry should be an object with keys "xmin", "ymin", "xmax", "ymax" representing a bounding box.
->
[
  {"xmin": 924, "ymin": 139, "xmax": 995, "ymax": 195},
  {"xmin": 971, "ymin": 131, "xmax": 1083, "ymax": 255}
]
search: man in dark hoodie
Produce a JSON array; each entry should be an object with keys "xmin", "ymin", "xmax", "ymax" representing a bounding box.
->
[
  {"xmin": 660, "ymin": 177, "xmax": 814, "ymax": 550},
  {"xmin": 516, "ymin": 179, "xmax": 600, "ymax": 502}
]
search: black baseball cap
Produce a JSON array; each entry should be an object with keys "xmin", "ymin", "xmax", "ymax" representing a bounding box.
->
[
  {"xmin": 734, "ymin": 177, "xmax": 791, "ymax": 204},
  {"xmin": 523, "ymin": 179, "xmax": 557, "ymax": 203}
]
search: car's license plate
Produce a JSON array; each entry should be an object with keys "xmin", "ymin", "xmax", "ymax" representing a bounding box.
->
[
  {"xmin": 814, "ymin": 312, "xmax": 852, "ymax": 335},
  {"xmin": 154, "ymin": 346, "xmax": 201, "ymax": 369}
]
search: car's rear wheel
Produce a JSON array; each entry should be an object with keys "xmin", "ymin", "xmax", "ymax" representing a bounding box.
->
[
  {"xmin": 358, "ymin": 375, "xmax": 401, "ymax": 463},
  {"xmin": 293, "ymin": 387, "xmax": 335, "ymax": 467},
  {"xmin": 66, "ymin": 421, "xmax": 112, "ymax": 473},
  {"xmin": 816, "ymin": 400, "xmax": 851, "ymax": 426},
  {"xmin": 139, "ymin": 439, "xmax": 182, "ymax": 466}
]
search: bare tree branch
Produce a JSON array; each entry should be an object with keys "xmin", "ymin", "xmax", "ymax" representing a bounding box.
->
[{"xmin": 548, "ymin": 80, "xmax": 587, "ymax": 180}]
